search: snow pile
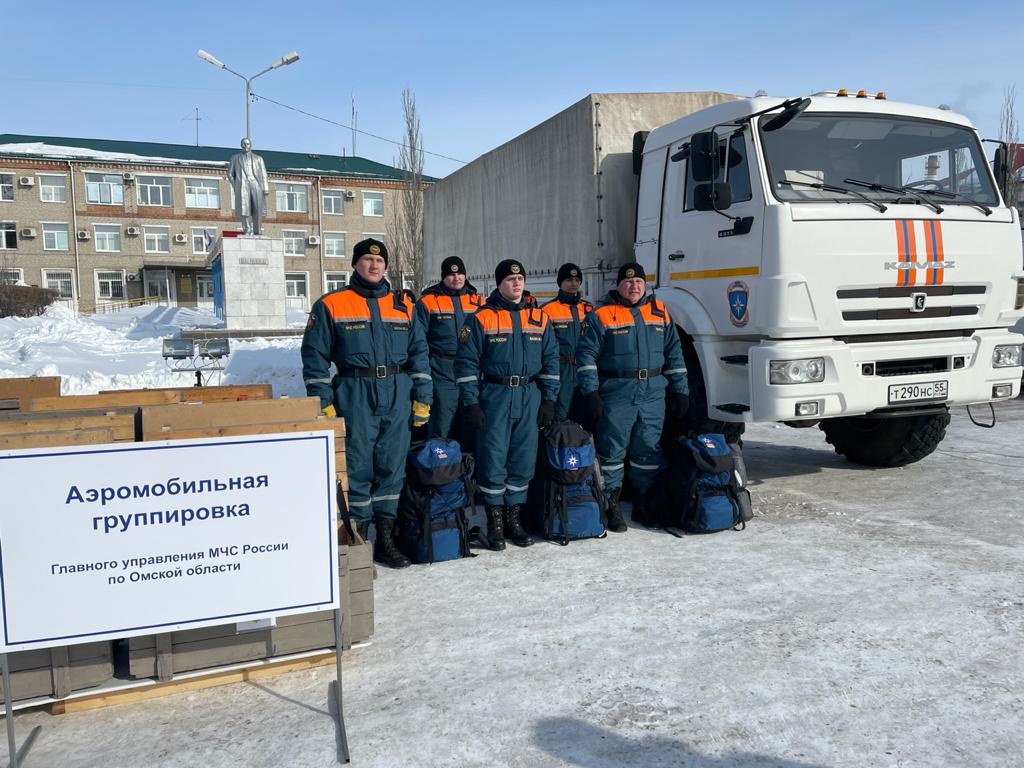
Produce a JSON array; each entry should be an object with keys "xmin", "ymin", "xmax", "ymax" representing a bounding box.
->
[
  {"xmin": 0, "ymin": 303, "xmax": 306, "ymax": 397},
  {"xmin": 0, "ymin": 142, "xmax": 228, "ymax": 167}
]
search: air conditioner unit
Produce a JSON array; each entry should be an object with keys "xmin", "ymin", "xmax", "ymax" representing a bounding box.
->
[
  {"xmin": 125, "ymin": 226, "xmax": 140, "ymax": 236},
  {"xmin": 307, "ymin": 235, "xmax": 321, "ymax": 246},
  {"xmin": 343, "ymin": 190, "xmax": 355, "ymax": 200},
  {"xmin": 18, "ymin": 176, "xmax": 34, "ymax": 187},
  {"xmin": 126, "ymin": 273, "xmax": 139, "ymax": 282},
  {"xmin": 77, "ymin": 230, "xmax": 91, "ymax": 241},
  {"xmin": 173, "ymin": 233, "xmax": 188, "ymax": 244},
  {"xmin": 122, "ymin": 172, "xmax": 136, "ymax": 182},
  {"xmin": 20, "ymin": 227, "xmax": 37, "ymax": 238}
]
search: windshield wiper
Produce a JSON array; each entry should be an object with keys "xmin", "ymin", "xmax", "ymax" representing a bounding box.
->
[
  {"xmin": 902, "ymin": 187, "xmax": 993, "ymax": 216},
  {"xmin": 843, "ymin": 177, "xmax": 944, "ymax": 214},
  {"xmin": 779, "ymin": 179, "xmax": 888, "ymax": 212}
]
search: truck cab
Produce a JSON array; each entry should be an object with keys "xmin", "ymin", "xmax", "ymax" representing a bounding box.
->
[{"xmin": 636, "ymin": 92, "xmax": 1024, "ymax": 465}]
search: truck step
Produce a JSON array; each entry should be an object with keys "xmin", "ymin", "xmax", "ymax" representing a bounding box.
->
[
  {"xmin": 719, "ymin": 355, "xmax": 749, "ymax": 365},
  {"xmin": 715, "ymin": 403, "xmax": 751, "ymax": 414}
]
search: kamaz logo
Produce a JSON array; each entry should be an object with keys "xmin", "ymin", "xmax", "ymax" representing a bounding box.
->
[{"xmin": 884, "ymin": 261, "xmax": 956, "ymax": 271}]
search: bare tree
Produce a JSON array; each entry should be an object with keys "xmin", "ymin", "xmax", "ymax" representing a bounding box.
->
[
  {"xmin": 387, "ymin": 88, "xmax": 425, "ymax": 292},
  {"xmin": 998, "ymin": 84, "xmax": 1020, "ymax": 208}
]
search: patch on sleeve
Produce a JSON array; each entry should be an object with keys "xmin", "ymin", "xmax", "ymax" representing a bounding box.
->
[
  {"xmin": 580, "ymin": 318, "xmax": 590, "ymax": 336},
  {"xmin": 305, "ymin": 312, "xmax": 316, "ymax": 332},
  {"xmin": 459, "ymin": 324, "xmax": 472, "ymax": 343}
]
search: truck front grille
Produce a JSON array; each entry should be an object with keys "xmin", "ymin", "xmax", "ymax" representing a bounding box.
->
[{"xmin": 871, "ymin": 357, "xmax": 949, "ymax": 377}]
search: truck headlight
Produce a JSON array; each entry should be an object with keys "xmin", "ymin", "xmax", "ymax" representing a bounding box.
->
[
  {"xmin": 992, "ymin": 344, "xmax": 1022, "ymax": 368},
  {"xmin": 769, "ymin": 357, "xmax": 825, "ymax": 384}
]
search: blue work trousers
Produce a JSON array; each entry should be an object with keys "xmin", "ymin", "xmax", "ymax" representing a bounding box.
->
[
  {"xmin": 594, "ymin": 386, "xmax": 666, "ymax": 494},
  {"xmin": 475, "ymin": 381, "xmax": 540, "ymax": 507}
]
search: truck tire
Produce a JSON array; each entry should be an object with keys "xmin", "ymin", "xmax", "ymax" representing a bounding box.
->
[
  {"xmin": 679, "ymin": 336, "xmax": 745, "ymax": 444},
  {"xmin": 818, "ymin": 409, "xmax": 950, "ymax": 467}
]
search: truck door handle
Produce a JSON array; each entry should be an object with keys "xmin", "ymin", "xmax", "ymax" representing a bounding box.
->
[{"xmin": 668, "ymin": 251, "xmax": 686, "ymax": 261}]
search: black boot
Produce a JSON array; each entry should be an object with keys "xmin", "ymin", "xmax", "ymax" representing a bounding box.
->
[
  {"xmin": 372, "ymin": 517, "xmax": 411, "ymax": 568},
  {"xmin": 631, "ymin": 489, "xmax": 660, "ymax": 528},
  {"xmin": 485, "ymin": 506, "xmax": 506, "ymax": 551},
  {"xmin": 605, "ymin": 488, "xmax": 627, "ymax": 533},
  {"xmin": 356, "ymin": 520, "xmax": 370, "ymax": 542},
  {"xmin": 504, "ymin": 504, "xmax": 535, "ymax": 548}
]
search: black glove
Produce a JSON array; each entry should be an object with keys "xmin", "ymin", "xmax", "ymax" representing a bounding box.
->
[
  {"xmin": 583, "ymin": 391, "xmax": 605, "ymax": 428},
  {"xmin": 670, "ymin": 392, "xmax": 690, "ymax": 421},
  {"xmin": 537, "ymin": 400, "xmax": 556, "ymax": 428},
  {"xmin": 464, "ymin": 403, "xmax": 486, "ymax": 430}
]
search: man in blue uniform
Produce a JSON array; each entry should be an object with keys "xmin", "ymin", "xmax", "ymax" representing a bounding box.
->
[
  {"xmin": 576, "ymin": 261, "xmax": 689, "ymax": 530},
  {"xmin": 541, "ymin": 262, "xmax": 594, "ymax": 423},
  {"xmin": 301, "ymin": 238, "xmax": 432, "ymax": 568},
  {"xmin": 415, "ymin": 256, "xmax": 483, "ymax": 440},
  {"xmin": 455, "ymin": 258, "xmax": 560, "ymax": 549}
]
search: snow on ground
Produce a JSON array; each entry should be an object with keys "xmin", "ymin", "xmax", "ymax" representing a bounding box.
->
[{"xmin": 2, "ymin": 308, "xmax": 1023, "ymax": 767}]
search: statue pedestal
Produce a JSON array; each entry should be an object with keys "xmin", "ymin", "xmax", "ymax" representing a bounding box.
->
[{"xmin": 209, "ymin": 236, "xmax": 287, "ymax": 330}]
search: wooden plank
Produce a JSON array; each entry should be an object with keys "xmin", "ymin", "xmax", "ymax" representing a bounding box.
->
[
  {"xmin": 0, "ymin": 399, "xmax": 19, "ymax": 411},
  {"xmin": 0, "ymin": 376, "xmax": 61, "ymax": 409},
  {"xmin": 99, "ymin": 384, "xmax": 273, "ymax": 403},
  {"xmin": 28, "ymin": 390, "xmax": 180, "ymax": 412},
  {"xmin": 147, "ymin": 419, "xmax": 345, "ymax": 445},
  {"xmin": 52, "ymin": 651, "xmax": 340, "ymax": 714},
  {"xmin": 0, "ymin": 428, "xmax": 113, "ymax": 450},
  {"xmin": 0, "ymin": 412, "xmax": 136, "ymax": 441},
  {"xmin": 0, "ymin": 656, "xmax": 113, "ymax": 702},
  {"xmin": 139, "ymin": 398, "xmax": 321, "ymax": 439}
]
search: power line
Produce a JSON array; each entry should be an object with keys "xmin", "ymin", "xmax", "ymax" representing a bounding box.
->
[{"xmin": 251, "ymin": 90, "xmax": 467, "ymax": 165}]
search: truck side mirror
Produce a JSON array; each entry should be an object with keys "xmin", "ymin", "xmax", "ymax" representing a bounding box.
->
[
  {"xmin": 693, "ymin": 182, "xmax": 732, "ymax": 212},
  {"xmin": 993, "ymin": 145, "xmax": 1008, "ymax": 196},
  {"xmin": 690, "ymin": 131, "xmax": 720, "ymax": 182}
]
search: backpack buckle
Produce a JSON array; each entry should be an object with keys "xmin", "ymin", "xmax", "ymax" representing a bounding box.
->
[
  {"xmin": 375, "ymin": 365, "xmax": 388, "ymax": 378},
  {"xmin": 508, "ymin": 375, "xmax": 521, "ymax": 387},
  {"xmin": 638, "ymin": 368, "xmax": 648, "ymax": 380}
]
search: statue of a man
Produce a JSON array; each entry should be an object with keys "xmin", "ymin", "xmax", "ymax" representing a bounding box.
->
[{"xmin": 227, "ymin": 137, "xmax": 269, "ymax": 235}]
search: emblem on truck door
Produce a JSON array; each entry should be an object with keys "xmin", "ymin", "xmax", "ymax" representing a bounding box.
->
[
  {"xmin": 910, "ymin": 292, "xmax": 927, "ymax": 312},
  {"xmin": 727, "ymin": 281, "xmax": 750, "ymax": 327}
]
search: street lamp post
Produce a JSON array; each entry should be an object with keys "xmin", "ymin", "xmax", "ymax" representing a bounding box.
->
[{"xmin": 196, "ymin": 49, "xmax": 300, "ymax": 142}]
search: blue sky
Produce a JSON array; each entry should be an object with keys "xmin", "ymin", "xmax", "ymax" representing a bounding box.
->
[{"xmin": 5, "ymin": 0, "xmax": 1020, "ymax": 177}]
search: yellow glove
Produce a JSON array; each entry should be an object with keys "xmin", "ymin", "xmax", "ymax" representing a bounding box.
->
[
  {"xmin": 321, "ymin": 403, "xmax": 337, "ymax": 418},
  {"xmin": 412, "ymin": 400, "xmax": 430, "ymax": 428}
]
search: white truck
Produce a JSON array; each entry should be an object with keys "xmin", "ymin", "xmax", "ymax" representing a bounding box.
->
[{"xmin": 426, "ymin": 91, "xmax": 1024, "ymax": 466}]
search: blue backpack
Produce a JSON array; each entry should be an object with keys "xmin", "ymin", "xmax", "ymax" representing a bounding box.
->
[
  {"xmin": 672, "ymin": 433, "xmax": 753, "ymax": 534},
  {"xmin": 397, "ymin": 438, "xmax": 474, "ymax": 563},
  {"xmin": 536, "ymin": 421, "xmax": 606, "ymax": 545}
]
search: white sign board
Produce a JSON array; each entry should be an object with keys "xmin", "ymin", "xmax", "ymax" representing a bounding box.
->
[{"xmin": 0, "ymin": 431, "xmax": 338, "ymax": 652}]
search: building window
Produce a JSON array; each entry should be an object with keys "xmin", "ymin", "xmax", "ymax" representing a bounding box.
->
[
  {"xmin": 42, "ymin": 223, "xmax": 69, "ymax": 251},
  {"xmin": 282, "ymin": 229, "xmax": 306, "ymax": 255},
  {"xmin": 0, "ymin": 174, "xmax": 13, "ymax": 202},
  {"xmin": 285, "ymin": 272, "xmax": 308, "ymax": 298},
  {"xmin": 185, "ymin": 178, "xmax": 220, "ymax": 209},
  {"xmin": 137, "ymin": 175, "xmax": 173, "ymax": 207},
  {"xmin": 362, "ymin": 191, "xmax": 384, "ymax": 217},
  {"xmin": 324, "ymin": 271, "xmax": 348, "ymax": 292},
  {"xmin": 43, "ymin": 269, "xmax": 75, "ymax": 299},
  {"xmin": 322, "ymin": 189, "xmax": 345, "ymax": 215},
  {"xmin": 275, "ymin": 183, "xmax": 308, "ymax": 213},
  {"xmin": 324, "ymin": 232, "xmax": 347, "ymax": 257},
  {"xmin": 94, "ymin": 224, "xmax": 121, "ymax": 252},
  {"xmin": 85, "ymin": 173, "xmax": 124, "ymax": 205},
  {"xmin": 196, "ymin": 274, "xmax": 214, "ymax": 300},
  {"xmin": 143, "ymin": 226, "xmax": 170, "ymax": 253},
  {"xmin": 39, "ymin": 175, "xmax": 67, "ymax": 203},
  {"xmin": 0, "ymin": 222, "xmax": 16, "ymax": 249},
  {"xmin": 0, "ymin": 268, "xmax": 22, "ymax": 285},
  {"xmin": 190, "ymin": 226, "xmax": 216, "ymax": 254},
  {"xmin": 96, "ymin": 270, "xmax": 125, "ymax": 300}
]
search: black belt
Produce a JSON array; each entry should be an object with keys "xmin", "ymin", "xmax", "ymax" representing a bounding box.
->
[
  {"xmin": 482, "ymin": 374, "xmax": 538, "ymax": 388},
  {"xmin": 598, "ymin": 366, "xmax": 662, "ymax": 380},
  {"xmin": 559, "ymin": 355, "xmax": 576, "ymax": 365},
  {"xmin": 339, "ymin": 364, "xmax": 403, "ymax": 379}
]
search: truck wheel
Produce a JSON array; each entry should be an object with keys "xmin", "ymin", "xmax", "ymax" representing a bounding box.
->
[
  {"xmin": 818, "ymin": 409, "xmax": 950, "ymax": 467},
  {"xmin": 680, "ymin": 337, "xmax": 745, "ymax": 444}
]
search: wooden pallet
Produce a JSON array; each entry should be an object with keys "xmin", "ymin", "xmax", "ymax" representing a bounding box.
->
[{"xmin": 0, "ymin": 376, "xmax": 61, "ymax": 410}]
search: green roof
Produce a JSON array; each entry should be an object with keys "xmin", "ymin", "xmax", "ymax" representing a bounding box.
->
[{"xmin": 0, "ymin": 133, "xmax": 435, "ymax": 183}]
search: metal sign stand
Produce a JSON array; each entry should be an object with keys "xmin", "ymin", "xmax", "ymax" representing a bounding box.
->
[
  {"xmin": 333, "ymin": 609, "xmax": 350, "ymax": 764},
  {"xmin": 1, "ymin": 654, "xmax": 39, "ymax": 768}
]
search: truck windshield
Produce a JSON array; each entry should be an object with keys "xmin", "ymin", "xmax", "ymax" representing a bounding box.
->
[{"xmin": 759, "ymin": 113, "xmax": 998, "ymax": 207}]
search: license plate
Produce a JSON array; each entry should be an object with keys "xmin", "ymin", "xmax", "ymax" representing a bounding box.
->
[{"xmin": 888, "ymin": 380, "xmax": 948, "ymax": 404}]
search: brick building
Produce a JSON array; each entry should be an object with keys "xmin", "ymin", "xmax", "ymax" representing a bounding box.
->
[{"xmin": 0, "ymin": 134, "xmax": 430, "ymax": 312}]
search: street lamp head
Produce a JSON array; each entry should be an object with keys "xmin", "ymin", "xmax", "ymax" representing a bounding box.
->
[
  {"xmin": 273, "ymin": 51, "xmax": 300, "ymax": 69},
  {"xmin": 197, "ymin": 49, "xmax": 225, "ymax": 68}
]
